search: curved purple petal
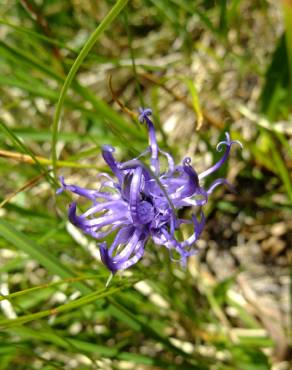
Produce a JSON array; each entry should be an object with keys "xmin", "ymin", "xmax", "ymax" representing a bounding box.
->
[
  {"xmin": 68, "ymin": 202, "xmax": 79, "ymax": 225},
  {"xmin": 58, "ymin": 177, "xmax": 99, "ymax": 200},
  {"xmin": 129, "ymin": 166, "xmax": 143, "ymax": 224},
  {"xmin": 86, "ymin": 223, "xmax": 122, "ymax": 239},
  {"xmin": 206, "ymin": 178, "xmax": 235, "ymax": 195},
  {"xmin": 179, "ymin": 157, "xmax": 200, "ymax": 198},
  {"xmin": 118, "ymin": 159, "xmax": 151, "ymax": 182},
  {"xmin": 82, "ymin": 200, "xmax": 126, "ymax": 218},
  {"xmin": 99, "ymin": 230, "xmax": 146, "ymax": 272},
  {"xmin": 138, "ymin": 108, "xmax": 159, "ymax": 174},
  {"xmin": 100, "ymin": 241, "xmax": 145, "ymax": 273},
  {"xmin": 110, "ymin": 229, "xmax": 142, "ymax": 262},
  {"xmin": 78, "ymin": 213, "xmax": 128, "ymax": 228},
  {"xmin": 158, "ymin": 148, "xmax": 175, "ymax": 174},
  {"xmin": 68, "ymin": 202, "xmax": 128, "ymax": 233},
  {"xmin": 199, "ymin": 133, "xmax": 242, "ymax": 180},
  {"xmin": 115, "ymin": 241, "xmax": 145, "ymax": 271},
  {"xmin": 108, "ymin": 226, "xmax": 135, "ymax": 255},
  {"xmin": 180, "ymin": 212, "xmax": 205, "ymax": 248},
  {"xmin": 102, "ymin": 145, "xmax": 123, "ymax": 183}
]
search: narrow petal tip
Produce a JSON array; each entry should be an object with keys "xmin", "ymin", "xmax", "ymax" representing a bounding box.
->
[
  {"xmin": 56, "ymin": 176, "xmax": 66, "ymax": 195},
  {"xmin": 99, "ymin": 242, "xmax": 117, "ymax": 274},
  {"xmin": 102, "ymin": 144, "xmax": 115, "ymax": 153},
  {"xmin": 56, "ymin": 188, "xmax": 64, "ymax": 195},
  {"xmin": 216, "ymin": 133, "xmax": 243, "ymax": 152},
  {"xmin": 68, "ymin": 202, "xmax": 78, "ymax": 225},
  {"xmin": 138, "ymin": 108, "xmax": 152, "ymax": 123}
]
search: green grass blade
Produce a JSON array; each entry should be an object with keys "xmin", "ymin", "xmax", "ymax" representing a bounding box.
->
[
  {"xmin": 219, "ymin": 0, "xmax": 228, "ymax": 36},
  {"xmin": 0, "ymin": 120, "xmax": 58, "ymax": 187},
  {"xmin": 0, "ymin": 218, "xmax": 186, "ymax": 355},
  {"xmin": 0, "ymin": 40, "xmax": 63, "ymax": 82},
  {"xmin": 184, "ymin": 78, "xmax": 203, "ymax": 129},
  {"xmin": 0, "ymin": 285, "xmax": 128, "ymax": 328},
  {"xmin": 0, "ymin": 219, "xmax": 79, "ymax": 283},
  {"xmin": 282, "ymin": 0, "xmax": 292, "ymax": 92},
  {"xmin": 8, "ymin": 326, "xmax": 201, "ymax": 369},
  {"xmin": 269, "ymin": 134, "xmax": 292, "ymax": 203},
  {"xmin": 51, "ymin": 0, "xmax": 130, "ymax": 176},
  {"xmin": 0, "ymin": 120, "xmax": 50, "ymax": 172},
  {"xmin": 0, "ymin": 275, "xmax": 108, "ymax": 303},
  {"xmin": 0, "ymin": 19, "xmax": 76, "ymax": 54}
]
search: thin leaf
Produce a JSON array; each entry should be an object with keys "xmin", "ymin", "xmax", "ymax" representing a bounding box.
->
[
  {"xmin": 0, "ymin": 285, "xmax": 127, "ymax": 328},
  {"xmin": 51, "ymin": 0, "xmax": 130, "ymax": 175},
  {"xmin": 184, "ymin": 78, "xmax": 204, "ymax": 130}
]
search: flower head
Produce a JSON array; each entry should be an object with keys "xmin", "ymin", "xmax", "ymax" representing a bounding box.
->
[{"xmin": 58, "ymin": 108, "xmax": 242, "ymax": 273}]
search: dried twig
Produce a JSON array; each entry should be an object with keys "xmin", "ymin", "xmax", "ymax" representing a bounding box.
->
[
  {"xmin": 108, "ymin": 75, "xmax": 138, "ymax": 120},
  {"xmin": 0, "ymin": 172, "xmax": 45, "ymax": 209}
]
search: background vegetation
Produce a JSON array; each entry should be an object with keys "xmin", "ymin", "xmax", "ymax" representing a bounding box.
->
[{"xmin": 0, "ymin": 1, "xmax": 290, "ymax": 369}]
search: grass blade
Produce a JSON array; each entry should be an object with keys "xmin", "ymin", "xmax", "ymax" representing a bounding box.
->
[
  {"xmin": 0, "ymin": 218, "xmax": 191, "ymax": 358},
  {"xmin": 282, "ymin": 0, "xmax": 292, "ymax": 93},
  {"xmin": 0, "ymin": 285, "xmax": 127, "ymax": 328},
  {"xmin": 51, "ymin": 0, "xmax": 130, "ymax": 176},
  {"xmin": 184, "ymin": 78, "xmax": 203, "ymax": 130}
]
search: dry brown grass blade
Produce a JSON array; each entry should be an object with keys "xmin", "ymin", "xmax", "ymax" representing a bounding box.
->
[
  {"xmin": 140, "ymin": 73, "xmax": 224, "ymax": 130},
  {"xmin": 0, "ymin": 149, "xmax": 47, "ymax": 165},
  {"xmin": 0, "ymin": 172, "xmax": 45, "ymax": 209},
  {"xmin": 108, "ymin": 75, "xmax": 138, "ymax": 120},
  {"xmin": 237, "ymin": 274, "xmax": 290, "ymax": 361}
]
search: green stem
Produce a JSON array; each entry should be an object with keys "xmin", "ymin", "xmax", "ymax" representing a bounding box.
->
[
  {"xmin": 51, "ymin": 0, "xmax": 129, "ymax": 177},
  {"xmin": 0, "ymin": 285, "xmax": 128, "ymax": 328},
  {"xmin": 282, "ymin": 0, "xmax": 292, "ymax": 93},
  {"xmin": 124, "ymin": 10, "xmax": 145, "ymax": 107}
]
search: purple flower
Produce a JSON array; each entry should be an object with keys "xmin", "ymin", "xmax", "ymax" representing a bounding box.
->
[{"xmin": 57, "ymin": 108, "xmax": 242, "ymax": 273}]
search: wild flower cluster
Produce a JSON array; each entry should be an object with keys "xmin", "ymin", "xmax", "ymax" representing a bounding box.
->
[{"xmin": 57, "ymin": 108, "xmax": 241, "ymax": 273}]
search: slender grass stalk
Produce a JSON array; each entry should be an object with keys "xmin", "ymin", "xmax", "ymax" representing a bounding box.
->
[
  {"xmin": 0, "ymin": 285, "xmax": 128, "ymax": 328},
  {"xmin": 184, "ymin": 77, "xmax": 203, "ymax": 130},
  {"xmin": 269, "ymin": 135, "xmax": 292, "ymax": 203},
  {"xmin": 51, "ymin": 0, "xmax": 129, "ymax": 178},
  {"xmin": 0, "ymin": 19, "xmax": 77, "ymax": 53},
  {"xmin": 282, "ymin": 0, "xmax": 292, "ymax": 92},
  {"xmin": 0, "ymin": 120, "xmax": 57, "ymax": 187},
  {"xmin": 0, "ymin": 275, "xmax": 107, "ymax": 302},
  {"xmin": 124, "ymin": 10, "xmax": 145, "ymax": 107},
  {"xmin": 0, "ymin": 149, "xmax": 99, "ymax": 169},
  {"xmin": 0, "ymin": 219, "xmax": 195, "ymax": 362}
]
